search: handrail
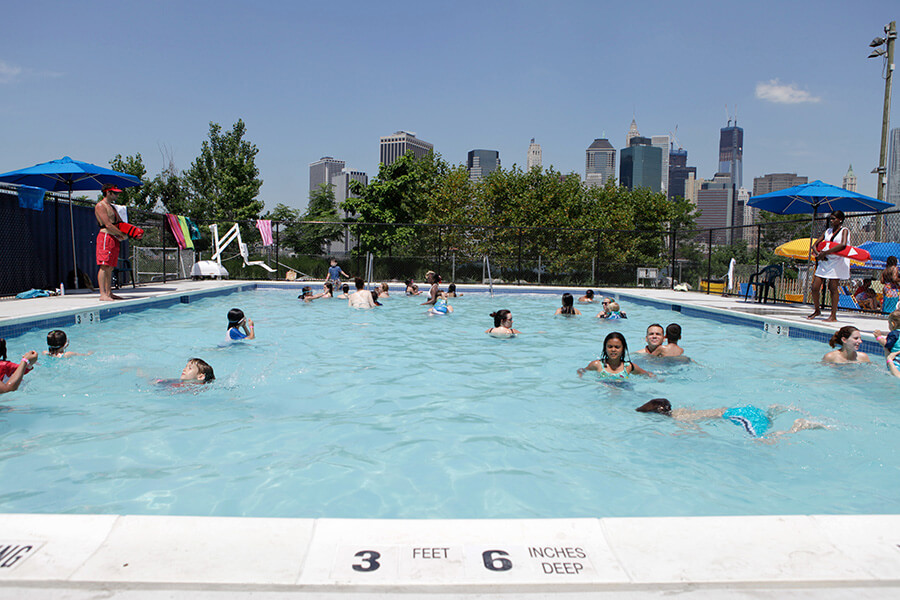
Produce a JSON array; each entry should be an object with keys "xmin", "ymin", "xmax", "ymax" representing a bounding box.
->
[{"xmin": 483, "ymin": 255, "xmax": 494, "ymax": 298}]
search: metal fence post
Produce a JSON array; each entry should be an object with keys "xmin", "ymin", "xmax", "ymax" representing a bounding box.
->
[
  {"xmin": 162, "ymin": 216, "xmax": 167, "ymax": 283},
  {"xmin": 517, "ymin": 228, "xmax": 523, "ymax": 285},
  {"xmin": 706, "ymin": 229, "xmax": 713, "ymax": 294},
  {"xmin": 670, "ymin": 228, "xmax": 677, "ymax": 289},
  {"xmin": 275, "ymin": 222, "xmax": 280, "ymax": 280}
]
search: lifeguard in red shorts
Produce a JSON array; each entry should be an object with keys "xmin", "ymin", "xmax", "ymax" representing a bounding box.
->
[{"xmin": 95, "ymin": 184, "xmax": 128, "ymax": 301}]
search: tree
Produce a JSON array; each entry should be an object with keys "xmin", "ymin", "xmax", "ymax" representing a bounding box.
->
[
  {"xmin": 266, "ymin": 203, "xmax": 303, "ymax": 253},
  {"xmin": 297, "ymin": 184, "xmax": 344, "ymax": 254},
  {"xmin": 149, "ymin": 156, "xmax": 191, "ymax": 217},
  {"xmin": 183, "ymin": 119, "xmax": 263, "ymax": 224},
  {"xmin": 109, "ymin": 153, "xmax": 153, "ymax": 211}
]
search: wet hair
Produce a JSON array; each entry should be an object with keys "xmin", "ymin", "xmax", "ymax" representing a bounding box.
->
[
  {"xmin": 665, "ymin": 323, "xmax": 682, "ymax": 343},
  {"xmin": 887, "ymin": 310, "xmax": 900, "ymax": 331},
  {"xmin": 380, "ymin": 282, "xmax": 389, "ymax": 292},
  {"xmin": 636, "ymin": 398, "xmax": 672, "ymax": 415},
  {"xmin": 560, "ymin": 293, "xmax": 576, "ymax": 314},
  {"xmin": 47, "ymin": 330, "xmax": 68, "ymax": 352},
  {"xmin": 601, "ymin": 331, "xmax": 630, "ymax": 364},
  {"xmin": 608, "ymin": 301, "xmax": 620, "ymax": 312},
  {"xmin": 490, "ymin": 309, "xmax": 512, "ymax": 327},
  {"xmin": 227, "ymin": 308, "xmax": 245, "ymax": 329},
  {"xmin": 354, "ymin": 277, "xmax": 365, "ymax": 290},
  {"xmin": 829, "ymin": 326, "xmax": 859, "ymax": 348},
  {"xmin": 300, "ymin": 286, "xmax": 312, "ymax": 298},
  {"xmin": 647, "ymin": 323, "xmax": 664, "ymax": 334},
  {"xmin": 370, "ymin": 290, "xmax": 382, "ymax": 306},
  {"xmin": 448, "ymin": 283, "xmax": 457, "ymax": 293},
  {"xmin": 324, "ymin": 281, "xmax": 334, "ymax": 294},
  {"xmin": 342, "ymin": 284, "xmax": 349, "ymax": 293},
  {"xmin": 585, "ymin": 289, "xmax": 594, "ymax": 299},
  {"xmin": 0, "ymin": 338, "xmax": 6, "ymax": 361},
  {"xmin": 188, "ymin": 358, "xmax": 215, "ymax": 383}
]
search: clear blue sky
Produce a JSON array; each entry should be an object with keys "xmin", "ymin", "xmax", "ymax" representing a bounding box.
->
[{"xmin": 0, "ymin": 1, "xmax": 896, "ymax": 212}]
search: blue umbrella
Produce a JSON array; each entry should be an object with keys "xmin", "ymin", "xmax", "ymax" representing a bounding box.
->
[
  {"xmin": 857, "ymin": 241, "xmax": 900, "ymax": 271},
  {"xmin": 0, "ymin": 156, "xmax": 143, "ymax": 288},
  {"xmin": 747, "ymin": 180, "xmax": 894, "ymax": 215}
]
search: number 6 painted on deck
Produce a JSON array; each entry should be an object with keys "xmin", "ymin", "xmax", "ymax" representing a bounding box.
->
[
  {"xmin": 482, "ymin": 549, "xmax": 512, "ymax": 571},
  {"xmin": 352, "ymin": 550, "xmax": 381, "ymax": 572}
]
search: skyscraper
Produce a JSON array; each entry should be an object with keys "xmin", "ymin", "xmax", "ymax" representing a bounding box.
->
[
  {"xmin": 379, "ymin": 131, "xmax": 434, "ymax": 167},
  {"xmin": 695, "ymin": 173, "xmax": 742, "ymax": 244},
  {"xmin": 752, "ymin": 173, "xmax": 808, "ymax": 196},
  {"xmin": 467, "ymin": 150, "xmax": 500, "ymax": 182},
  {"xmin": 718, "ymin": 119, "xmax": 744, "ymax": 188},
  {"xmin": 668, "ymin": 147, "xmax": 696, "ymax": 201},
  {"xmin": 842, "ymin": 164, "xmax": 857, "ymax": 192},
  {"xmin": 626, "ymin": 119, "xmax": 640, "ymax": 147},
  {"xmin": 527, "ymin": 138, "xmax": 542, "ymax": 170},
  {"xmin": 585, "ymin": 138, "xmax": 616, "ymax": 188},
  {"xmin": 619, "ymin": 136, "xmax": 662, "ymax": 192},
  {"xmin": 331, "ymin": 168, "xmax": 369, "ymax": 219},
  {"xmin": 309, "ymin": 157, "xmax": 345, "ymax": 196},
  {"xmin": 650, "ymin": 135, "xmax": 670, "ymax": 193}
]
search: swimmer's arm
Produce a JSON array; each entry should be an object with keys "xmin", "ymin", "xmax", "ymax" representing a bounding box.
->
[
  {"xmin": 629, "ymin": 362, "xmax": 653, "ymax": 377},
  {"xmin": 554, "ymin": 308, "xmax": 562, "ymax": 315},
  {"xmin": 0, "ymin": 352, "xmax": 37, "ymax": 393},
  {"xmin": 574, "ymin": 308, "xmax": 582, "ymax": 315},
  {"xmin": 672, "ymin": 407, "xmax": 726, "ymax": 421},
  {"xmin": 243, "ymin": 318, "xmax": 255, "ymax": 340},
  {"xmin": 887, "ymin": 352, "xmax": 900, "ymax": 379},
  {"xmin": 578, "ymin": 360, "xmax": 602, "ymax": 377},
  {"xmin": 511, "ymin": 328, "xmax": 521, "ymax": 334},
  {"xmin": 874, "ymin": 330, "xmax": 888, "ymax": 348}
]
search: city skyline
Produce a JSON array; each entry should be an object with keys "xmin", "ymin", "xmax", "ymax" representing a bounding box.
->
[{"xmin": 0, "ymin": 1, "xmax": 895, "ymax": 212}]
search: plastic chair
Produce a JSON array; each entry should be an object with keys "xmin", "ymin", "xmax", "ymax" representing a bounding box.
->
[
  {"xmin": 113, "ymin": 258, "xmax": 135, "ymax": 289},
  {"xmin": 746, "ymin": 264, "xmax": 782, "ymax": 303},
  {"xmin": 837, "ymin": 286, "xmax": 861, "ymax": 310}
]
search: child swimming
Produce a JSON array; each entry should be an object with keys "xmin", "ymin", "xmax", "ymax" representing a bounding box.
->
[
  {"xmin": 157, "ymin": 358, "xmax": 216, "ymax": 387},
  {"xmin": 428, "ymin": 291, "xmax": 453, "ymax": 316},
  {"xmin": 225, "ymin": 308, "xmax": 255, "ymax": 343},
  {"xmin": 578, "ymin": 331, "xmax": 652, "ymax": 379},
  {"xmin": 43, "ymin": 330, "xmax": 92, "ymax": 358},
  {"xmin": 654, "ymin": 323, "xmax": 685, "ymax": 357},
  {"xmin": 874, "ymin": 310, "xmax": 900, "ymax": 372}
]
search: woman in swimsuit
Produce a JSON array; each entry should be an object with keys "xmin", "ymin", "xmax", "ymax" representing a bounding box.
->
[
  {"xmin": 822, "ymin": 326, "xmax": 870, "ymax": 364},
  {"xmin": 486, "ymin": 309, "xmax": 521, "ymax": 337},
  {"xmin": 578, "ymin": 331, "xmax": 652, "ymax": 378},
  {"xmin": 554, "ymin": 293, "xmax": 581, "ymax": 316}
]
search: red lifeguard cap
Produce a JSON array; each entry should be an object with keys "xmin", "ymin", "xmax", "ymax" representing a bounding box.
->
[{"xmin": 102, "ymin": 184, "xmax": 123, "ymax": 194}]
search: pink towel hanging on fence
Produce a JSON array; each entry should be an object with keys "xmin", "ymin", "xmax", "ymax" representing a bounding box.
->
[
  {"xmin": 256, "ymin": 219, "xmax": 273, "ymax": 246},
  {"xmin": 166, "ymin": 214, "xmax": 188, "ymax": 250}
]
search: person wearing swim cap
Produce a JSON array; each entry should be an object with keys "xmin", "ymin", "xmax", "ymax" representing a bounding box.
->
[
  {"xmin": 43, "ymin": 330, "xmax": 92, "ymax": 358},
  {"xmin": 225, "ymin": 308, "xmax": 255, "ymax": 343},
  {"xmin": 635, "ymin": 398, "xmax": 824, "ymax": 440}
]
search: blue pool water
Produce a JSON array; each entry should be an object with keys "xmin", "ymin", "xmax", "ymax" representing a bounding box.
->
[{"xmin": 1, "ymin": 288, "xmax": 898, "ymax": 518}]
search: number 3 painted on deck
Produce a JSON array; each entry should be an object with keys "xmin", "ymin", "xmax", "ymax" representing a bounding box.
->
[{"xmin": 352, "ymin": 550, "xmax": 381, "ymax": 572}]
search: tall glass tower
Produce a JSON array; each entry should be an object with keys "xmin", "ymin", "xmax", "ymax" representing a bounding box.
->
[{"xmin": 718, "ymin": 120, "xmax": 744, "ymax": 188}]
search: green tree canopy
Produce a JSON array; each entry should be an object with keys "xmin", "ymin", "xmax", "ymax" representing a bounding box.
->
[
  {"xmin": 183, "ymin": 119, "xmax": 263, "ymax": 224},
  {"xmin": 296, "ymin": 184, "xmax": 344, "ymax": 254},
  {"xmin": 109, "ymin": 153, "xmax": 153, "ymax": 211}
]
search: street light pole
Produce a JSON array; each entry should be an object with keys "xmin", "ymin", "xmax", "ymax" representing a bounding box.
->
[{"xmin": 870, "ymin": 21, "xmax": 896, "ymax": 240}]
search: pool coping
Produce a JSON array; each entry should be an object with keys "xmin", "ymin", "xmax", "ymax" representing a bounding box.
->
[{"xmin": 1, "ymin": 280, "xmax": 897, "ymax": 597}]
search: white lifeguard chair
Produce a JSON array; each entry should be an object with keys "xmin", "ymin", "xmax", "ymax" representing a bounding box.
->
[{"xmin": 191, "ymin": 223, "xmax": 275, "ymax": 278}]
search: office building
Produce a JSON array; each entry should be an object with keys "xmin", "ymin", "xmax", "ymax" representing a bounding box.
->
[
  {"xmin": 842, "ymin": 164, "xmax": 858, "ymax": 192},
  {"xmin": 467, "ymin": 149, "xmax": 500, "ymax": 182},
  {"xmin": 308, "ymin": 156, "xmax": 345, "ymax": 196},
  {"xmin": 619, "ymin": 136, "xmax": 662, "ymax": 192},
  {"xmin": 379, "ymin": 131, "xmax": 434, "ymax": 167},
  {"xmin": 585, "ymin": 138, "xmax": 616, "ymax": 188},
  {"xmin": 668, "ymin": 147, "xmax": 697, "ymax": 201},
  {"xmin": 718, "ymin": 120, "xmax": 744, "ymax": 188},
  {"xmin": 650, "ymin": 135, "xmax": 670, "ymax": 193},
  {"xmin": 752, "ymin": 173, "xmax": 808, "ymax": 196},
  {"xmin": 694, "ymin": 173, "xmax": 742, "ymax": 245},
  {"xmin": 331, "ymin": 169, "xmax": 368, "ymax": 219},
  {"xmin": 527, "ymin": 138, "xmax": 542, "ymax": 170},
  {"xmin": 626, "ymin": 119, "xmax": 640, "ymax": 147}
]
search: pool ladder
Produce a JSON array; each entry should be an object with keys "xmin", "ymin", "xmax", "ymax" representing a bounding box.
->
[{"xmin": 482, "ymin": 255, "xmax": 494, "ymax": 298}]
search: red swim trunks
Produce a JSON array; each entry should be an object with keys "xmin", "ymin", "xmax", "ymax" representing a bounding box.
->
[{"xmin": 96, "ymin": 231, "xmax": 121, "ymax": 267}]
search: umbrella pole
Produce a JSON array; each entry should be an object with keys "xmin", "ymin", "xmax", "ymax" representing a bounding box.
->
[
  {"xmin": 804, "ymin": 208, "xmax": 818, "ymax": 304},
  {"xmin": 69, "ymin": 187, "xmax": 79, "ymax": 289}
]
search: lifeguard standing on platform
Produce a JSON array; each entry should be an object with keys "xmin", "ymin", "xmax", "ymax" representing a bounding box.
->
[{"xmin": 95, "ymin": 184, "xmax": 128, "ymax": 301}]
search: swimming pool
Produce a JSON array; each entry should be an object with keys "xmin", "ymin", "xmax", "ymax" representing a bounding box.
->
[{"xmin": 1, "ymin": 288, "xmax": 897, "ymax": 519}]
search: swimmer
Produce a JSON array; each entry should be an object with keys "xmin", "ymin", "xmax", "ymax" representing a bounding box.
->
[
  {"xmin": 578, "ymin": 331, "xmax": 652, "ymax": 378},
  {"xmin": 822, "ymin": 326, "xmax": 870, "ymax": 364},
  {"xmin": 635, "ymin": 398, "xmax": 826, "ymax": 440},
  {"xmin": 304, "ymin": 281, "xmax": 334, "ymax": 301},
  {"xmin": 370, "ymin": 289, "xmax": 383, "ymax": 307},
  {"xmin": 596, "ymin": 297, "xmax": 612, "ymax": 318},
  {"xmin": 874, "ymin": 310, "xmax": 900, "ymax": 372},
  {"xmin": 486, "ymin": 309, "xmax": 521, "ymax": 336},
  {"xmin": 888, "ymin": 351, "xmax": 900, "ymax": 379},
  {"xmin": 157, "ymin": 358, "xmax": 216, "ymax": 387},
  {"xmin": 598, "ymin": 301, "xmax": 626, "ymax": 319},
  {"xmin": 554, "ymin": 292, "xmax": 581, "ymax": 316},
  {"xmin": 377, "ymin": 282, "xmax": 390, "ymax": 298},
  {"xmin": 447, "ymin": 283, "xmax": 462, "ymax": 298},
  {"xmin": 654, "ymin": 323, "xmax": 685, "ymax": 357},
  {"xmin": 578, "ymin": 289, "xmax": 596, "ymax": 303},
  {"xmin": 298, "ymin": 285, "xmax": 314, "ymax": 301},
  {"xmin": 0, "ymin": 339, "xmax": 38, "ymax": 394},
  {"xmin": 43, "ymin": 330, "xmax": 92, "ymax": 357},
  {"xmin": 336, "ymin": 283, "xmax": 351, "ymax": 299},
  {"xmin": 405, "ymin": 279, "xmax": 422, "ymax": 295},
  {"xmin": 225, "ymin": 308, "xmax": 255, "ymax": 343},
  {"xmin": 428, "ymin": 291, "xmax": 454, "ymax": 315},
  {"xmin": 349, "ymin": 277, "xmax": 376, "ymax": 309},
  {"xmin": 637, "ymin": 324, "xmax": 665, "ymax": 355}
]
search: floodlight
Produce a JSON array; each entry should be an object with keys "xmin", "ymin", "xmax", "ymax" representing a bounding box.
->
[
  {"xmin": 870, "ymin": 36, "xmax": 886, "ymax": 47},
  {"xmin": 868, "ymin": 48, "xmax": 886, "ymax": 58}
]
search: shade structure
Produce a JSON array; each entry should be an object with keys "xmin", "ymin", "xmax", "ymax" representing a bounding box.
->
[
  {"xmin": 774, "ymin": 238, "xmax": 817, "ymax": 260},
  {"xmin": 747, "ymin": 180, "xmax": 894, "ymax": 215},
  {"xmin": 858, "ymin": 241, "xmax": 900, "ymax": 264},
  {"xmin": 0, "ymin": 157, "xmax": 143, "ymax": 288}
]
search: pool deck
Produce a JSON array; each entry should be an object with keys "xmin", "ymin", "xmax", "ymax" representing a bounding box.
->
[{"xmin": 1, "ymin": 280, "xmax": 898, "ymax": 598}]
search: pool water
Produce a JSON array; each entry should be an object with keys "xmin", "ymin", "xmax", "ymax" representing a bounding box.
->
[{"xmin": 1, "ymin": 289, "xmax": 897, "ymax": 518}]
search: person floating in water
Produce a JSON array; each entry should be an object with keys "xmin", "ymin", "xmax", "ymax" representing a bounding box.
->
[
  {"xmin": 225, "ymin": 308, "xmax": 255, "ymax": 343},
  {"xmin": 578, "ymin": 289, "xmax": 596, "ymax": 303},
  {"xmin": 635, "ymin": 398, "xmax": 825, "ymax": 440},
  {"xmin": 578, "ymin": 331, "xmax": 652, "ymax": 379},
  {"xmin": 486, "ymin": 310, "xmax": 520, "ymax": 337},
  {"xmin": 554, "ymin": 292, "xmax": 581, "ymax": 316},
  {"xmin": 637, "ymin": 324, "xmax": 665, "ymax": 355},
  {"xmin": 428, "ymin": 291, "xmax": 453, "ymax": 316},
  {"xmin": 43, "ymin": 330, "xmax": 93, "ymax": 358},
  {"xmin": 157, "ymin": 358, "xmax": 216, "ymax": 387},
  {"xmin": 822, "ymin": 326, "xmax": 870, "ymax": 364}
]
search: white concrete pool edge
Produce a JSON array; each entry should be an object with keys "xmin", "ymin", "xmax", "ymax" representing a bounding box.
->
[{"xmin": 1, "ymin": 513, "xmax": 899, "ymax": 597}]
